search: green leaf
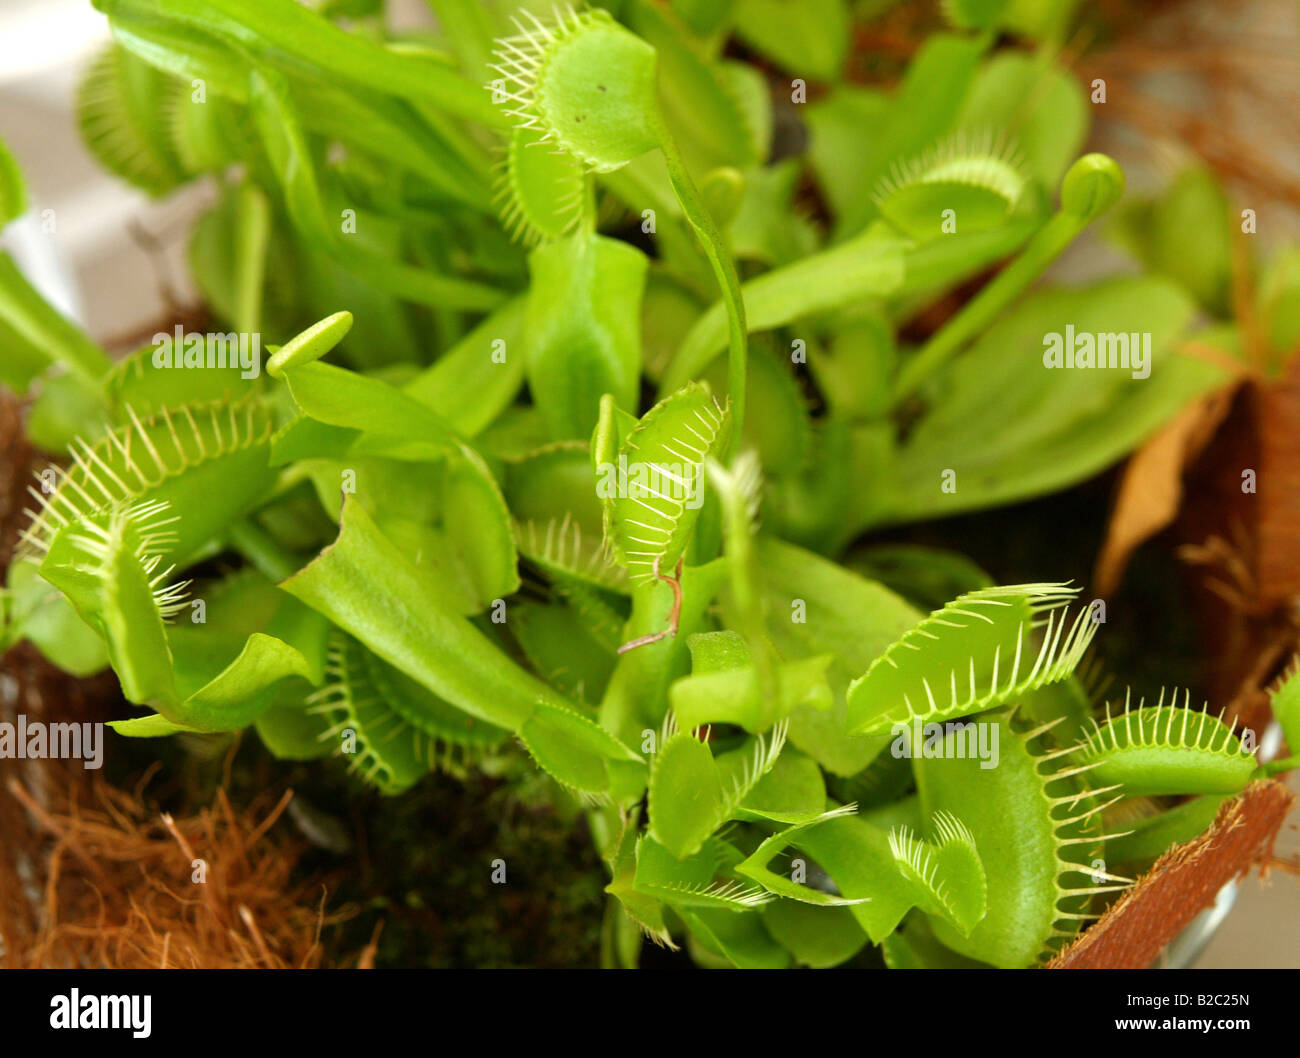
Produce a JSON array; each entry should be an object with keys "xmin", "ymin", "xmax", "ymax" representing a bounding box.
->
[
  {"xmin": 21, "ymin": 399, "xmax": 276, "ymax": 564},
  {"xmin": 329, "ymin": 508, "xmax": 502, "ymax": 618},
  {"xmin": 726, "ymin": 160, "xmax": 817, "ymax": 268},
  {"xmin": 736, "ymin": 747, "xmax": 826, "ymax": 823},
  {"xmin": 1256, "ymin": 249, "xmax": 1300, "ymax": 362},
  {"xmin": 404, "ymin": 299, "xmax": 527, "ymax": 437},
  {"xmin": 761, "ymin": 902, "xmax": 868, "ymax": 967},
  {"xmin": 757, "ymin": 538, "xmax": 921, "ymax": 774},
  {"xmin": 884, "ymin": 277, "xmax": 1222, "ymax": 524},
  {"xmin": 1104, "ymin": 794, "xmax": 1228, "ymax": 865},
  {"xmin": 281, "ymin": 497, "xmax": 639, "ymax": 792},
  {"xmin": 874, "ymin": 134, "xmax": 1027, "ymax": 241},
  {"xmin": 604, "ymin": 810, "xmax": 676, "ymax": 949},
  {"xmin": 663, "ymin": 225, "xmax": 906, "ymax": 391},
  {"xmin": 1074, "ymin": 696, "xmax": 1258, "ymax": 797},
  {"xmin": 512, "ymin": 598, "xmax": 616, "ymax": 705},
  {"xmin": 649, "ymin": 717, "xmax": 788, "ymax": 858},
  {"xmin": 0, "ymin": 252, "xmax": 112, "ymax": 389},
  {"xmin": 1271, "ymin": 660, "xmax": 1300, "ymax": 759},
  {"xmin": 730, "ymin": 0, "xmax": 848, "ymax": 81},
  {"xmin": 247, "ymin": 66, "xmax": 503, "ymax": 312},
  {"xmin": 887, "ymin": 812, "xmax": 987, "ymax": 936},
  {"xmin": 599, "ymin": 382, "xmax": 731, "ymax": 585},
  {"xmin": 108, "ymin": 713, "xmax": 203, "ymax": 738},
  {"xmin": 39, "ymin": 504, "xmax": 181, "ymax": 712},
  {"xmin": 669, "ymin": 630, "xmax": 832, "ymax": 733},
  {"xmin": 882, "ymin": 914, "xmax": 989, "ymax": 968},
  {"xmin": 703, "ymin": 345, "xmax": 811, "ymax": 478},
  {"xmin": 913, "ymin": 710, "xmax": 1094, "ymax": 967},
  {"xmin": 628, "ymin": 0, "xmax": 761, "ymax": 169},
  {"xmin": 104, "ymin": 343, "xmax": 259, "ymax": 423},
  {"xmin": 806, "ymin": 87, "xmax": 890, "ymax": 221},
  {"xmin": 736, "ymin": 806, "xmax": 908, "ymax": 933},
  {"xmin": 1113, "ymin": 165, "xmax": 1233, "ymax": 316},
  {"xmin": 647, "ymin": 728, "xmax": 728, "ymax": 858},
  {"xmin": 254, "ymin": 700, "xmax": 334, "ymax": 761},
  {"xmin": 3, "ymin": 561, "xmax": 109, "ymax": 676},
  {"xmin": 307, "ymin": 632, "xmax": 435, "ymax": 794},
  {"xmin": 173, "ymin": 632, "xmax": 314, "ymax": 731},
  {"xmin": 957, "ymin": 52, "xmax": 1088, "ymax": 190},
  {"xmin": 280, "ymin": 361, "xmax": 458, "ymax": 461},
  {"xmin": 77, "ymin": 43, "xmax": 185, "ymax": 196},
  {"xmin": 0, "ymin": 135, "xmax": 27, "ymax": 227},
  {"xmin": 943, "ymin": 0, "xmax": 1012, "ymax": 30},
  {"xmin": 825, "ymin": 34, "xmax": 988, "ymax": 236},
  {"xmin": 680, "ymin": 907, "xmax": 790, "ymax": 968},
  {"xmin": 846, "ymin": 583, "xmax": 1096, "ymax": 736},
  {"xmin": 96, "ymin": 0, "xmax": 502, "ymax": 126},
  {"xmin": 525, "ymin": 231, "xmax": 647, "ymax": 440},
  {"xmin": 633, "ymin": 834, "xmax": 770, "ymax": 909}
]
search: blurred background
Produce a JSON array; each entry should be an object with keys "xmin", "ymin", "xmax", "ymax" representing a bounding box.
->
[{"xmin": 0, "ymin": 0, "xmax": 1296, "ymax": 967}]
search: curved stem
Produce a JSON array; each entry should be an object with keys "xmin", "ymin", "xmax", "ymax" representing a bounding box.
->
[
  {"xmin": 652, "ymin": 114, "xmax": 747, "ymax": 456},
  {"xmin": 228, "ymin": 517, "xmax": 300, "ymax": 583},
  {"xmin": 891, "ymin": 211, "xmax": 1088, "ymax": 404},
  {"xmin": 712, "ymin": 459, "xmax": 777, "ymax": 705}
]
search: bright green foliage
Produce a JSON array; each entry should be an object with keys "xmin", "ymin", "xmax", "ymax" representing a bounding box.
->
[
  {"xmin": 1075, "ymin": 693, "xmax": 1258, "ymax": 797},
  {"xmin": 0, "ymin": 0, "xmax": 1291, "ymax": 970},
  {"xmin": 596, "ymin": 382, "xmax": 731, "ymax": 585},
  {"xmin": 496, "ymin": 126, "xmax": 585, "ymax": 245},
  {"xmin": 18, "ymin": 400, "xmax": 277, "ymax": 563},
  {"xmin": 846, "ymin": 584, "xmax": 1096, "ymax": 735},
  {"xmin": 0, "ymin": 136, "xmax": 26, "ymax": 226},
  {"xmin": 875, "ymin": 133, "xmax": 1027, "ymax": 240},
  {"xmin": 493, "ymin": 7, "xmax": 661, "ymax": 173},
  {"xmin": 1270, "ymin": 661, "xmax": 1300, "ymax": 763},
  {"xmin": 525, "ymin": 231, "xmax": 647, "ymax": 439},
  {"xmin": 887, "ymin": 811, "xmax": 987, "ymax": 936},
  {"xmin": 78, "ymin": 44, "xmax": 186, "ymax": 196},
  {"xmin": 914, "ymin": 711, "xmax": 1121, "ymax": 967}
]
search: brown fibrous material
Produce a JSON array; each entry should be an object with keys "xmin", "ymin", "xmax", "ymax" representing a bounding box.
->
[
  {"xmin": 1050, "ymin": 780, "xmax": 1295, "ymax": 968},
  {"xmin": 0, "ymin": 765, "xmax": 353, "ymax": 969}
]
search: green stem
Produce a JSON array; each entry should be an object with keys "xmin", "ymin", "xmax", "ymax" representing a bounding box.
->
[
  {"xmin": 232, "ymin": 183, "xmax": 269, "ymax": 337},
  {"xmin": 1259, "ymin": 755, "xmax": 1300, "ymax": 778},
  {"xmin": 713, "ymin": 461, "xmax": 777, "ymax": 705},
  {"xmin": 228, "ymin": 517, "xmax": 300, "ymax": 583},
  {"xmin": 653, "ymin": 115, "xmax": 747, "ymax": 455},
  {"xmin": 0, "ymin": 252, "xmax": 111, "ymax": 385},
  {"xmin": 892, "ymin": 210, "xmax": 1087, "ymax": 404},
  {"xmin": 580, "ymin": 172, "xmax": 598, "ymax": 239},
  {"xmin": 95, "ymin": 0, "xmax": 507, "ymax": 128},
  {"xmin": 895, "ymin": 214, "xmax": 1039, "ymax": 301}
]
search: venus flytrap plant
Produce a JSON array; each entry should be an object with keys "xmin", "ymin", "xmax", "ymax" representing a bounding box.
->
[
  {"xmin": 845, "ymin": 583, "xmax": 1099, "ymax": 736},
  {"xmin": 887, "ymin": 811, "xmax": 987, "ymax": 937},
  {"xmin": 593, "ymin": 382, "xmax": 731, "ymax": 650},
  {"xmin": 1074, "ymin": 691, "xmax": 1260, "ymax": 797},
  {"xmin": 914, "ymin": 709, "xmax": 1137, "ymax": 967},
  {"xmin": 892, "ymin": 153, "xmax": 1126, "ymax": 402},
  {"xmin": 495, "ymin": 126, "xmax": 586, "ymax": 247},
  {"xmin": 1261, "ymin": 663, "xmax": 1300, "ymax": 777},
  {"xmin": 0, "ymin": 0, "xmax": 1296, "ymax": 969},
  {"xmin": 491, "ymin": 5, "xmax": 750, "ymax": 447},
  {"xmin": 873, "ymin": 130, "xmax": 1029, "ymax": 241}
]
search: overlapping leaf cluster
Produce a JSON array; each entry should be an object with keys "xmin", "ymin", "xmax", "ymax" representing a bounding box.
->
[{"xmin": 0, "ymin": 0, "xmax": 1295, "ymax": 968}]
